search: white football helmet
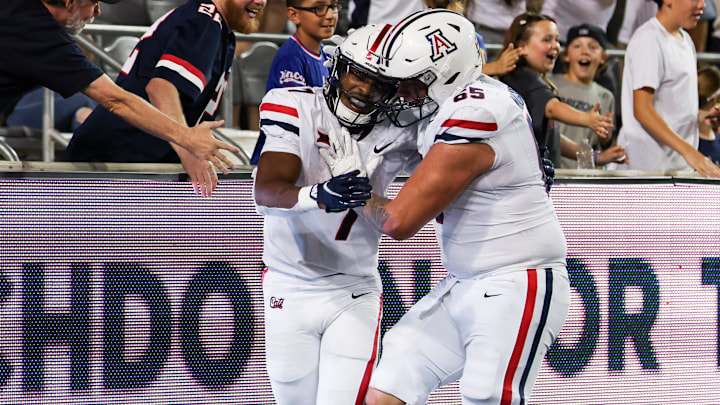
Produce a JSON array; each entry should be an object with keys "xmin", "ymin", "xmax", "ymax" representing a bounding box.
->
[
  {"xmin": 324, "ymin": 24, "xmax": 399, "ymax": 128},
  {"xmin": 373, "ymin": 9, "xmax": 483, "ymax": 126}
]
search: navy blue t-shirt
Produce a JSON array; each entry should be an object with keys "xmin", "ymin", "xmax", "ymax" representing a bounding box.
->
[
  {"xmin": 65, "ymin": 0, "xmax": 235, "ymax": 163},
  {"xmin": 0, "ymin": 0, "xmax": 104, "ymax": 115},
  {"xmin": 700, "ymin": 134, "xmax": 720, "ymax": 166},
  {"xmin": 249, "ymin": 35, "xmax": 330, "ymax": 164}
]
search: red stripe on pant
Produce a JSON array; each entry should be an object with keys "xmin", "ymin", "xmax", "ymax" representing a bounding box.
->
[
  {"xmin": 355, "ymin": 295, "xmax": 383, "ymax": 405},
  {"xmin": 500, "ymin": 269, "xmax": 538, "ymax": 405}
]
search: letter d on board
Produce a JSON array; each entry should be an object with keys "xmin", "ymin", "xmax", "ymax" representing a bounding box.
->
[{"xmin": 103, "ymin": 263, "xmax": 172, "ymax": 389}]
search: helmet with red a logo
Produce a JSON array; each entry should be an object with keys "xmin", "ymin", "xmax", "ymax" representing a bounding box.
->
[
  {"xmin": 374, "ymin": 9, "xmax": 482, "ymax": 115},
  {"xmin": 323, "ymin": 24, "xmax": 399, "ymax": 128}
]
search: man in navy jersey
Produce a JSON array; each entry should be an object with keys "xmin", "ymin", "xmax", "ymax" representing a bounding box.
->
[
  {"xmin": 248, "ymin": 0, "xmax": 339, "ymax": 164},
  {"xmin": 0, "ymin": 0, "xmax": 240, "ymax": 183},
  {"xmin": 64, "ymin": 0, "xmax": 266, "ymax": 195}
]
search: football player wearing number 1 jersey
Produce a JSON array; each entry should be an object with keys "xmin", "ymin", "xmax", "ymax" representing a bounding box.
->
[
  {"xmin": 252, "ymin": 25, "xmax": 423, "ymax": 405},
  {"xmin": 65, "ymin": 0, "xmax": 266, "ymax": 196}
]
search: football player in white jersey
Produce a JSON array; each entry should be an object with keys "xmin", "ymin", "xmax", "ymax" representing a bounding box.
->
[
  {"xmin": 252, "ymin": 25, "xmax": 422, "ymax": 405},
  {"xmin": 322, "ymin": 10, "xmax": 571, "ymax": 405}
]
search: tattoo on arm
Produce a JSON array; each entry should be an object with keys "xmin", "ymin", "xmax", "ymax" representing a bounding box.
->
[{"xmin": 359, "ymin": 194, "xmax": 391, "ymax": 233}]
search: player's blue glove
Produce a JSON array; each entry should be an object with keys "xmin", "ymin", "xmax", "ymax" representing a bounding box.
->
[
  {"xmin": 542, "ymin": 156, "xmax": 555, "ymax": 193},
  {"xmin": 311, "ymin": 170, "xmax": 372, "ymax": 212}
]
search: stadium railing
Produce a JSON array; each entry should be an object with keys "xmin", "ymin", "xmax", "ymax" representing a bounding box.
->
[{"xmin": 6, "ymin": 23, "xmax": 720, "ymax": 167}]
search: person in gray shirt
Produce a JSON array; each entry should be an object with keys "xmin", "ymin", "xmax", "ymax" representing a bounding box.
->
[{"xmin": 553, "ymin": 23, "xmax": 621, "ymax": 168}]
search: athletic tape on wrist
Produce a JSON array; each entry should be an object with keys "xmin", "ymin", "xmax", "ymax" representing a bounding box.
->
[{"xmin": 295, "ymin": 185, "xmax": 318, "ymax": 211}]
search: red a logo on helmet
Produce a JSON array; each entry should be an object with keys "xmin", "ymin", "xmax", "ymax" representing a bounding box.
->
[{"xmin": 426, "ymin": 29, "xmax": 457, "ymax": 62}]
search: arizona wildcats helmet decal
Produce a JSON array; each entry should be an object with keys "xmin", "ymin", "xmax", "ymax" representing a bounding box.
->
[
  {"xmin": 378, "ymin": 8, "xmax": 458, "ymax": 62},
  {"xmin": 426, "ymin": 29, "xmax": 457, "ymax": 62},
  {"xmin": 367, "ymin": 24, "xmax": 392, "ymax": 64}
]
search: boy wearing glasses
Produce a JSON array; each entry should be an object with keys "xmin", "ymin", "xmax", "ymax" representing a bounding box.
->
[{"xmin": 249, "ymin": 0, "xmax": 339, "ymax": 163}]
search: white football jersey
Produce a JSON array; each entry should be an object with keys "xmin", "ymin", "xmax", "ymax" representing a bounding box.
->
[
  {"xmin": 255, "ymin": 87, "xmax": 421, "ymax": 282},
  {"xmin": 421, "ymin": 75, "xmax": 567, "ymax": 279}
]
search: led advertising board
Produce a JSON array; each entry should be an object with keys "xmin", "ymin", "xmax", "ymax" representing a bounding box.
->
[{"xmin": 1, "ymin": 178, "xmax": 719, "ymax": 404}]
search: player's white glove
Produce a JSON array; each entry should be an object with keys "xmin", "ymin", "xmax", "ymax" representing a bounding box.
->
[
  {"xmin": 319, "ymin": 127, "xmax": 365, "ymax": 176},
  {"xmin": 319, "ymin": 127, "xmax": 383, "ymax": 178}
]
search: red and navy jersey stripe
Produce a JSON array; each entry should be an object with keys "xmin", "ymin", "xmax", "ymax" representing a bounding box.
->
[
  {"xmin": 259, "ymin": 102, "xmax": 301, "ymax": 136},
  {"xmin": 435, "ymin": 118, "xmax": 499, "ymax": 144}
]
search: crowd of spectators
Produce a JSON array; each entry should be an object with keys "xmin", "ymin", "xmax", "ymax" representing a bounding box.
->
[
  {"xmin": 4, "ymin": 0, "xmax": 720, "ymax": 177},
  {"xmin": 0, "ymin": 0, "xmax": 241, "ymax": 180}
]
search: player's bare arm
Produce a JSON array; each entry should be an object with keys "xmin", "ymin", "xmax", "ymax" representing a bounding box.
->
[
  {"xmin": 254, "ymin": 151, "xmax": 304, "ymax": 209},
  {"xmin": 256, "ymin": 149, "xmax": 371, "ymax": 213},
  {"xmin": 82, "ymin": 74, "xmax": 239, "ymax": 173},
  {"xmin": 145, "ymin": 77, "xmax": 218, "ymax": 197},
  {"xmin": 358, "ymin": 142, "xmax": 495, "ymax": 240},
  {"xmin": 357, "ymin": 194, "xmax": 391, "ymax": 234}
]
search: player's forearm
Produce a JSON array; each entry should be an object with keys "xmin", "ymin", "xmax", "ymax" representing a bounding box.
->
[
  {"xmin": 358, "ymin": 193, "xmax": 421, "ymax": 240},
  {"xmin": 254, "ymin": 182, "xmax": 329, "ymax": 218},
  {"xmin": 254, "ymin": 152, "xmax": 306, "ymax": 211},
  {"xmin": 255, "ymin": 181, "xmax": 303, "ymax": 209},
  {"xmin": 357, "ymin": 194, "xmax": 391, "ymax": 234}
]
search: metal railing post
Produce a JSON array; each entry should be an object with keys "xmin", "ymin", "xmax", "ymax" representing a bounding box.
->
[
  {"xmin": 42, "ymin": 88, "xmax": 55, "ymax": 162},
  {"xmin": 223, "ymin": 72, "xmax": 235, "ymax": 128}
]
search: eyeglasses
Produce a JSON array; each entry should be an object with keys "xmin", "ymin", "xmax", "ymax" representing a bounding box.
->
[
  {"xmin": 707, "ymin": 87, "xmax": 720, "ymax": 102},
  {"xmin": 292, "ymin": 3, "xmax": 340, "ymax": 17}
]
